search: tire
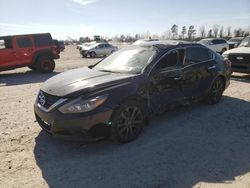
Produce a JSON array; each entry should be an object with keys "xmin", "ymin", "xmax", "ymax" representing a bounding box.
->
[
  {"xmin": 28, "ymin": 65, "xmax": 37, "ymax": 71},
  {"xmin": 206, "ymin": 77, "xmax": 225, "ymax": 105},
  {"xmin": 89, "ymin": 51, "xmax": 96, "ymax": 58},
  {"xmin": 221, "ymin": 48, "xmax": 227, "ymax": 54},
  {"xmin": 37, "ymin": 57, "xmax": 55, "ymax": 73},
  {"xmin": 111, "ymin": 100, "xmax": 145, "ymax": 143}
]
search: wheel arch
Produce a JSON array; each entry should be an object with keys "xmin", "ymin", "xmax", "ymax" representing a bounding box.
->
[{"xmin": 32, "ymin": 50, "xmax": 54, "ymax": 65}]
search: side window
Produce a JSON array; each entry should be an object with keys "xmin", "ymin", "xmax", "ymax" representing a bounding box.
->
[
  {"xmin": 17, "ymin": 37, "xmax": 32, "ymax": 48},
  {"xmin": 219, "ymin": 40, "xmax": 226, "ymax": 44},
  {"xmin": 156, "ymin": 50, "xmax": 183, "ymax": 69},
  {"xmin": 185, "ymin": 47, "xmax": 210, "ymax": 65},
  {"xmin": 34, "ymin": 35, "xmax": 53, "ymax": 47}
]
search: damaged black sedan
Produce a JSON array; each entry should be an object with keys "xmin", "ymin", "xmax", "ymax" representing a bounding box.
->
[{"xmin": 34, "ymin": 41, "xmax": 231, "ymax": 143}]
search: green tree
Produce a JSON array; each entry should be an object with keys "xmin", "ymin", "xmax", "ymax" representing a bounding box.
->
[
  {"xmin": 188, "ymin": 25, "xmax": 196, "ymax": 40},
  {"xmin": 181, "ymin": 26, "xmax": 186, "ymax": 39},
  {"xmin": 171, "ymin": 24, "xmax": 178, "ymax": 39}
]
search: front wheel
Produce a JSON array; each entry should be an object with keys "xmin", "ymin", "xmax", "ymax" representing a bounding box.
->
[
  {"xmin": 206, "ymin": 77, "xmax": 225, "ymax": 105},
  {"xmin": 221, "ymin": 48, "xmax": 227, "ymax": 54},
  {"xmin": 111, "ymin": 100, "xmax": 145, "ymax": 143}
]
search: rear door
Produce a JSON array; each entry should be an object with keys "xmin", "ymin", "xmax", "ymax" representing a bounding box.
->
[
  {"xmin": 104, "ymin": 44, "xmax": 112, "ymax": 54},
  {"xmin": 181, "ymin": 46, "xmax": 217, "ymax": 99},
  {"xmin": 15, "ymin": 36, "xmax": 33, "ymax": 65},
  {"xmin": 149, "ymin": 49, "xmax": 185, "ymax": 113},
  {"xmin": 0, "ymin": 38, "xmax": 18, "ymax": 70}
]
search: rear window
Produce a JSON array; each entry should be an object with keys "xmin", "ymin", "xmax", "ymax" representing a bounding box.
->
[
  {"xmin": 33, "ymin": 34, "xmax": 53, "ymax": 47},
  {"xmin": 185, "ymin": 47, "xmax": 210, "ymax": 65},
  {"xmin": 17, "ymin": 37, "xmax": 32, "ymax": 48}
]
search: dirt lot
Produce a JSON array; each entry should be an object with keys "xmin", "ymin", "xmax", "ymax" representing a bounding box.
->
[{"xmin": 0, "ymin": 45, "xmax": 250, "ymax": 188}]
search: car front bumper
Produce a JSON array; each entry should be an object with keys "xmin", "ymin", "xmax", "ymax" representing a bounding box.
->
[
  {"xmin": 231, "ymin": 63, "xmax": 250, "ymax": 73},
  {"xmin": 34, "ymin": 103, "xmax": 113, "ymax": 139},
  {"xmin": 229, "ymin": 54, "xmax": 250, "ymax": 73}
]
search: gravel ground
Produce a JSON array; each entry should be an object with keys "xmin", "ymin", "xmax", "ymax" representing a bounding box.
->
[{"xmin": 0, "ymin": 45, "xmax": 250, "ymax": 188}]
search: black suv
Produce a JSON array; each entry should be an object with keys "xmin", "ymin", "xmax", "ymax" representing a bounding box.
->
[{"xmin": 34, "ymin": 41, "xmax": 231, "ymax": 143}]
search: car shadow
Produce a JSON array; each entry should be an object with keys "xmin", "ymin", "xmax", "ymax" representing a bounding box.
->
[
  {"xmin": 231, "ymin": 74, "xmax": 250, "ymax": 83},
  {"xmin": 34, "ymin": 96, "xmax": 250, "ymax": 188},
  {"xmin": 0, "ymin": 70, "xmax": 59, "ymax": 86}
]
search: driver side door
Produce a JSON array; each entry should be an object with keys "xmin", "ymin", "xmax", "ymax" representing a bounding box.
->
[{"xmin": 149, "ymin": 49, "xmax": 185, "ymax": 114}]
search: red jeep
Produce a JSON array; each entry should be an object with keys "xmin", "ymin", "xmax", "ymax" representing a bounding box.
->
[{"xmin": 0, "ymin": 33, "xmax": 60, "ymax": 73}]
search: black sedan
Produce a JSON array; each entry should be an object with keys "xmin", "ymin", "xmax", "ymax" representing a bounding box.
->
[{"xmin": 34, "ymin": 41, "xmax": 231, "ymax": 143}]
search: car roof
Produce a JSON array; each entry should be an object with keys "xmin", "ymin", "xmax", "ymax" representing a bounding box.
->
[
  {"xmin": 135, "ymin": 40, "xmax": 203, "ymax": 50},
  {"xmin": 0, "ymin": 33, "xmax": 51, "ymax": 39},
  {"xmin": 201, "ymin": 38, "xmax": 225, "ymax": 40}
]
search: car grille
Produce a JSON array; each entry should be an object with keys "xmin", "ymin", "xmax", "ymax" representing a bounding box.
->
[
  {"xmin": 229, "ymin": 54, "xmax": 250, "ymax": 64},
  {"xmin": 38, "ymin": 91, "xmax": 61, "ymax": 109}
]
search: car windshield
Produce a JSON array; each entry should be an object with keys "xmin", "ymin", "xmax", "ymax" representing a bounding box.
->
[
  {"xmin": 93, "ymin": 46, "xmax": 157, "ymax": 74},
  {"xmin": 239, "ymin": 37, "xmax": 250, "ymax": 47}
]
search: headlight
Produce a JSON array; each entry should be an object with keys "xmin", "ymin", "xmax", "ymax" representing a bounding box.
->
[{"xmin": 58, "ymin": 95, "xmax": 108, "ymax": 114}]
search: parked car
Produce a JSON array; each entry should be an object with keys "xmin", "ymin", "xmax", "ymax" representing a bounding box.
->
[
  {"xmin": 0, "ymin": 33, "xmax": 60, "ymax": 73},
  {"xmin": 133, "ymin": 39, "xmax": 159, "ymax": 46},
  {"xmin": 222, "ymin": 36, "xmax": 250, "ymax": 73},
  {"xmin": 77, "ymin": 41, "xmax": 98, "ymax": 51},
  {"xmin": 198, "ymin": 38, "xmax": 229, "ymax": 54},
  {"xmin": 227, "ymin": 37, "xmax": 244, "ymax": 49},
  {"xmin": 58, "ymin": 41, "xmax": 65, "ymax": 52},
  {"xmin": 53, "ymin": 40, "xmax": 65, "ymax": 52},
  {"xmin": 80, "ymin": 43, "xmax": 118, "ymax": 58},
  {"xmin": 34, "ymin": 41, "xmax": 231, "ymax": 143}
]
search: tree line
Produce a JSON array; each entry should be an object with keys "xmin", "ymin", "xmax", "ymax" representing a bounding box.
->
[{"xmin": 111, "ymin": 25, "xmax": 250, "ymax": 43}]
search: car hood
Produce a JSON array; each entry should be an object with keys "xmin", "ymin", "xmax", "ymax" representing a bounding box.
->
[
  {"xmin": 41, "ymin": 67, "xmax": 135, "ymax": 97},
  {"xmin": 223, "ymin": 47, "xmax": 250, "ymax": 55}
]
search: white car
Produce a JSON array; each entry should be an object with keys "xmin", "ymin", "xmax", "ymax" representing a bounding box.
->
[
  {"xmin": 77, "ymin": 41, "xmax": 97, "ymax": 50},
  {"xmin": 80, "ymin": 43, "xmax": 118, "ymax": 58},
  {"xmin": 198, "ymin": 38, "xmax": 229, "ymax": 54},
  {"xmin": 133, "ymin": 39, "xmax": 159, "ymax": 46},
  {"xmin": 222, "ymin": 36, "xmax": 250, "ymax": 73}
]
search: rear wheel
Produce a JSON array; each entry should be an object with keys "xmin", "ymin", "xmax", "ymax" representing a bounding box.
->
[
  {"xmin": 37, "ymin": 57, "xmax": 55, "ymax": 73},
  {"xmin": 89, "ymin": 51, "xmax": 96, "ymax": 58},
  {"xmin": 111, "ymin": 100, "xmax": 145, "ymax": 143},
  {"xmin": 206, "ymin": 77, "xmax": 225, "ymax": 105}
]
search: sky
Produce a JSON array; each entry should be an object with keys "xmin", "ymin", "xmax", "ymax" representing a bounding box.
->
[{"xmin": 0, "ymin": 0, "xmax": 250, "ymax": 40}]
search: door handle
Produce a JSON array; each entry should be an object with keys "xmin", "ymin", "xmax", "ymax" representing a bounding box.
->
[{"xmin": 207, "ymin": 65, "xmax": 216, "ymax": 70}]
